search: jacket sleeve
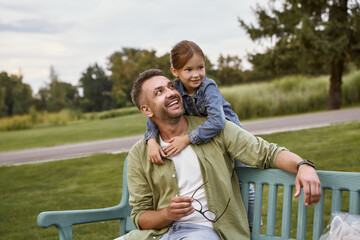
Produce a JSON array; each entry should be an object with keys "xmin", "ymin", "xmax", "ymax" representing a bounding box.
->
[
  {"xmin": 144, "ymin": 117, "xmax": 159, "ymax": 142},
  {"xmin": 188, "ymin": 82, "xmax": 226, "ymax": 144}
]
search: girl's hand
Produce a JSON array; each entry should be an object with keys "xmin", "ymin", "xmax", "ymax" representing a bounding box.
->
[
  {"xmin": 147, "ymin": 138, "xmax": 166, "ymax": 164},
  {"xmin": 164, "ymin": 135, "xmax": 191, "ymax": 157}
]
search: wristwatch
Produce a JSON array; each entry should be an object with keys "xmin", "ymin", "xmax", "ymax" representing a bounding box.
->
[{"xmin": 297, "ymin": 159, "xmax": 315, "ymax": 171}]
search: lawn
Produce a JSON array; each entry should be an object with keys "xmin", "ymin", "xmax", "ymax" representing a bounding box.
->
[
  {"xmin": 0, "ymin": 113, "xmax": 147, "ymax": 152},
  {"xmin": 0, "ymin": 121, "xmax": 359, "ymax": 239}
]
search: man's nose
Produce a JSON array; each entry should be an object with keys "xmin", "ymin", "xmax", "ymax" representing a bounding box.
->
[{"xmin": 165, "ymin": 87, "xmax": 177, "ymax": 97}]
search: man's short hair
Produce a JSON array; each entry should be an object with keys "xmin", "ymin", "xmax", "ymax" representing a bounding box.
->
[{"xmin": 131, "ymin": 69, "xmax": 165, "ymax": 109}]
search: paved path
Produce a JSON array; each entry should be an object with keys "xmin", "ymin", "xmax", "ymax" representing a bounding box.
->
[{"xmin": 1, "ymin": 107, "xmax": 360, "ymax": 166}]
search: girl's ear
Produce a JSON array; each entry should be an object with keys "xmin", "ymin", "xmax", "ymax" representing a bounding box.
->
[
  {"xmin": 170, "ymin": 67, "xmax": 178, "ymax": 78},
  {"xmin": 140, "ymin": 105, "xmax": 153, "ymax": 118}
]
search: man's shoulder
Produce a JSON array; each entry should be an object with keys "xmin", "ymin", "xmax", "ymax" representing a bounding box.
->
[
  {"xmin": 128, "ymin": 138, "xmax": 147, "ymax": 161},
  {"xmin": 185, "ymin": 115, "xmax": 207, "ymax": 126}
]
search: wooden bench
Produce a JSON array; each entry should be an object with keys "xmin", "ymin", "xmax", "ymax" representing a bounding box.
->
[{"xmin": 37, "ymin": 156, "xmax": 360, "ymax": 240}]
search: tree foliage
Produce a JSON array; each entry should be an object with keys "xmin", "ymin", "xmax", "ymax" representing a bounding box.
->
[
  {"xmin": 217, "ymin": 54, "xmax": 246, "ymax": 85},
  {"xmin": 0, "ymin": 71, "xmax": 33, "ymax": 117},
  {"xmin": 36, "ymin": 66, "xmax": 78, "ymax": 112},
  {"xmin": 239, "ymin": 0, "xmax": 360, "ymax": 109},
  {"xmin": 107, "ymin": 48, "xmax": 172, "ymax": 104},
  {"xmin": 79, "ymin": 63, "xmax": 113, "ymax": 112}
]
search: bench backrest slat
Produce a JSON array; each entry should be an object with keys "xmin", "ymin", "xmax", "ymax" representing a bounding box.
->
[{"xmin": 236, "ymin": 167, "xmax": 360, "ymax": 240}]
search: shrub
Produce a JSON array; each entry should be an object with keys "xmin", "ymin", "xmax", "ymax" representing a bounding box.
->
[{"xmin": 221, "ymin": 71, "xmax": 360, "ymax": 120}]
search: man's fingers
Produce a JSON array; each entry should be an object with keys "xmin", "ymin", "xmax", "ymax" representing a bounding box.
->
[
  {"xmin": 310, "ymin": 182, "xmax": 321, "ymax": 204},
  {"xmin": 302, "ymin": 184, "xmax": 311, "ymax": 206},
  {"xmin": 168, "ymin": 196, "xmax": 194, "ymax": 220}
]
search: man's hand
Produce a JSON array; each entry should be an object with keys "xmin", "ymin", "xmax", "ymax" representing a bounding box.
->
[
  {"xmin": 166, "ymin": 196, "xmax": 195, "ymax": 221},
  {"xmin": 275, "ymin": 151, "xmax": 321, "ymax": 206},
  {"xmin": 138, "ymin": 196, "xmax": 194, "ymax": 230},
  {"xmin": 294, "ymin": 165, "xmax": 321, "ymax": 206}
]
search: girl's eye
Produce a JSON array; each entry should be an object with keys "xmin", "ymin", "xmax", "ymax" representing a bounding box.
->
[
  {"xmin": 199, "ymin": 66, "xmax": 204, "ymax": 70},
  {"xmin": 185, "ymin": 68, "xmax": 191, "ymax": 72}
]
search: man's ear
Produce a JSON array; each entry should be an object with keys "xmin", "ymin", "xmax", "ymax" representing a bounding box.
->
[
  {"xmin": 140, "ymin": 105, "xmax": 153, "ymax": 118},
  {"xmin": 170, "ymin": 67, "xmax": 178, "ymax": 78}
]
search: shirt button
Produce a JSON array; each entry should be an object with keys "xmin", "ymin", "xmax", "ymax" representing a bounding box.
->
[
  {"xmin": 172, "ymin": 174, "xmax": 176, "ymax": 178},
  {"xmin": 153, "ymin": 237, "xmax": 156, "ymax": 239}
]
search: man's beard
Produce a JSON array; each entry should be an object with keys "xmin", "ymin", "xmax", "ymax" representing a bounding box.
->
[{"xmin": 158, "ymin": 107, "xmax": 184, "ymax": 125}]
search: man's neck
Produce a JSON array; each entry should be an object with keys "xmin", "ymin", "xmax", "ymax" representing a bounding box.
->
[{"xmin": 157, "ymin": 116, "xmax": 188, "ymax": 142}]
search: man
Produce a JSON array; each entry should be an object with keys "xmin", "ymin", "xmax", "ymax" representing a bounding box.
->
[{"xmin": 117, "ymin": 69, "xmax": 321, "ymax": 240}]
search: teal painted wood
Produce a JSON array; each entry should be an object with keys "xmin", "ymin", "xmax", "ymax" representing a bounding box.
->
[
  {"xmin": 37, "ymin": 157, "xmax": 360, "ymax": 240},
  {"xmin": 312, "ymin": 189, "xmax": 325, "ymax": 240},
  {"xmin": 296, "ymin": 193, "xmax": 307, "ymax": 240},
  {"xmin": 266, "ymin": 184, "xmax": 278, "ymax": 236},
  {"xmin": 236, "ymin": 167, "xmax": 360, "ymax": 240},
  {"xmin": 349, "ymin": 191, "xmax": 360, "ymax": 214},
  {"xmin": 252, "ymin": 184, "xmax": 264, "ymax": 235},
  {"xmin": 280, "ymin": 185, "xmax": 292, "ymax": 238}
]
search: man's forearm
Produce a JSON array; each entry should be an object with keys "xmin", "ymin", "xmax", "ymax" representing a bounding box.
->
[
  {"xmin": 138, "ymin": 196, "xmax": 194, "ymax": 230},
  {"xmin": 275, "ymin": 151, "xmax": 303, "ymax": 173},
  {"xmin": 138, "ymin": 208, "xmax": 173, "ymax": 230}
]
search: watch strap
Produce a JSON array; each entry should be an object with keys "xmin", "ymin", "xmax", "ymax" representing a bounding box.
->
[{"xmin": 297, "ymin": 159, "xmax": 315, "ymax": 171}]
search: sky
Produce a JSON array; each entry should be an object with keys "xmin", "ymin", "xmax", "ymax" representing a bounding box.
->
[{"xmin": 0, "ymin": 0, "xmax": 269, "ymax": 94}]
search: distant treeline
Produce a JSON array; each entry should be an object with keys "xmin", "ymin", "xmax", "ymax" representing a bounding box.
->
[
  {"xmin": 1, "ymin": 47, "xmax": 358, "ymax": 119},
  {"xmin": 1, "ymin": 70, "xmax": 359, "ymax": 132},
  {"xmin": 0, "ymin": 48, "xmax": 276, "ymax": 118}
]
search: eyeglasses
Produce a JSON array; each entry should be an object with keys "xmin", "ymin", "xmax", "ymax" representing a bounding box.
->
[{"xmin": 191, "ymin": 180, "xmax": 231, "ymax": 223}]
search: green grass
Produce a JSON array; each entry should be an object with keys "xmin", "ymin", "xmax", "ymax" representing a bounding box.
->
[
  {"xmin": 0, "ymin": 113, "xmax": 147, "ymax": 152},
  {"xmin": 0, "ymin": 122, "xmax": 359, "ymax": 239},
  {"xmin": 0, "ymin": 152, "xmax": 127, "ymax": 240}
]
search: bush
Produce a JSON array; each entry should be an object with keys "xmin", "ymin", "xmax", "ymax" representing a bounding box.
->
[
  {"xmin": 221, "ymin": 71, "xmax": 360, "ymax": 120},
  {"xmin": 0, "ymin": 109, "xmax": 84, "ymax": 132},
  {"xmin": 0, "ymin": 115, "xmax": 33, "ymax": 131}
]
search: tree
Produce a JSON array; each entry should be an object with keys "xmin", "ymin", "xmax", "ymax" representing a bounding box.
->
[
  {"xmin": 36, "ymin": 66, "xmax": 79, "ymax": 112},
  {"xmin": 79, "ymin": 63, "xmax": 113, "ymax": 112},
  {"xmin": 108, "ymin": 48, "xmax": 172, "ymax": 105},
  {"xmin": 239, "ymin": 0, "xmax": 360, "ymax": 109},
  {"xmin": 217, "ymin": 54, "xmax": 246, "ymax": 86},
  {"xmin": 0, "ymin": 71, "xmax": 33, "ymax": 117},
  {"xmin": 46, "ymin": 66, "xmax": 68, "ymax": 112}
]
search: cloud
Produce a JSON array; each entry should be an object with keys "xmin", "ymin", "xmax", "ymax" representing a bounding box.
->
[{"xmin": 0, "ymin": 18, "xmax": 68, "ymax": 34}]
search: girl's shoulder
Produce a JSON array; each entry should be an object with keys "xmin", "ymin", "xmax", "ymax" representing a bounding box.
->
[{"xmin": 200, "ymin": 77, "xmax": 219, "ymax": 90}]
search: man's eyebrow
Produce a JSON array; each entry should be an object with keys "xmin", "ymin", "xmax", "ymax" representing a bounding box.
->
[{"xmin": 152, "ymin": 86, "xmax": 163, "ymax": 94}]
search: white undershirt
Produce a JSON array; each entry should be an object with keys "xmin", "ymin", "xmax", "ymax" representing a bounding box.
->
[{"xmin": 160, "ymin": 137, "xmax": 212, "ymax": 228}]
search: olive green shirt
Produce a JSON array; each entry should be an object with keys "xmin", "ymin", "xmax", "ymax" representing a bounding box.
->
[{"xmin": 125, "ymin": 116, "xmax": 286, "ymax": 240}]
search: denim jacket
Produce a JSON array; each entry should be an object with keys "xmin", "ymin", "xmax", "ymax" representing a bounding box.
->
[{"xmin": 145, "ymin": 76, "xmax": 243, "ymax": 144}]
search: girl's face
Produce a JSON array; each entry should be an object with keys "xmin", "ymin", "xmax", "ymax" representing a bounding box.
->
[{"xmin": 171, "ymin": 53, "xmax": 205, "ymax": 95}]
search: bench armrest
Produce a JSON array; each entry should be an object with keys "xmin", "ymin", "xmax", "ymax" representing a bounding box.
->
[{"xmin": 37, "ymin": 202, "xmax": 131, "ymax": 240}]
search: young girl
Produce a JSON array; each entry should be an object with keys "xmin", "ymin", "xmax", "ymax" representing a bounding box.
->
[{"xmin": 145, "ymin": 40, "xmax": 255, "ymax": 227}]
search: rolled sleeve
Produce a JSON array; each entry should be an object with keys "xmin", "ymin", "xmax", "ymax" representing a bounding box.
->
[
  {"xmin": 127, "ymin": 147, "xmax": 154, "ymax": 229},
  {"xmin": 222, "ymin": 121, "xmax": 287, "ymax": 168}
]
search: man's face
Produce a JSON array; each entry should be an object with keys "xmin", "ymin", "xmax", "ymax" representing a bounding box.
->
[{"xmin": 140, "ymin": 75, "xmax": 184, "ymax": 124}]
